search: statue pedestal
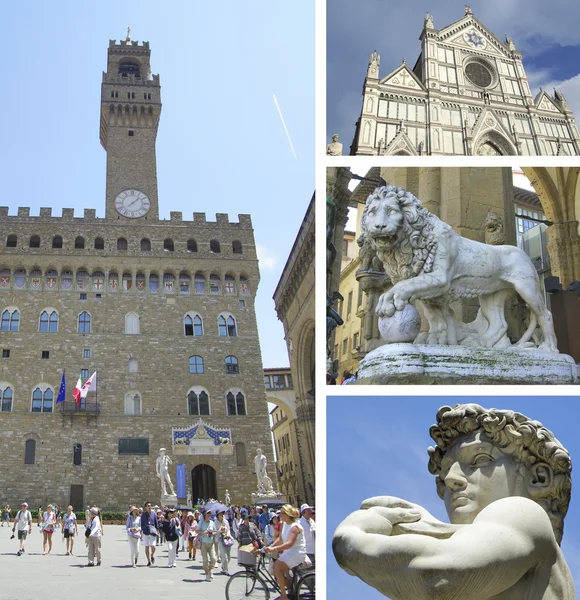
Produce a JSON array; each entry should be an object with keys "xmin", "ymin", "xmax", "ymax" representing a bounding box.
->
[
  {"xmin": 161, "ymin": 494, "xmax": 178, "ymax": 507},
  {"xmin": 356, "ymin": 343, "xmax": 579, "ymax": 385},
  {"xmin": 252, "ymin": 491, "xmax": 284, "ymax": 505}
]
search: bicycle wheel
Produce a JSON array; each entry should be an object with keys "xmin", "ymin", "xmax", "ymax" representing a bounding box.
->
[
  {"xmin": 226, "ymin": 571, "xmax": 270, "ymax": 600},
  {"xmin": 296, "ymin": 573, "xmax": 315, "ymax": 599}
]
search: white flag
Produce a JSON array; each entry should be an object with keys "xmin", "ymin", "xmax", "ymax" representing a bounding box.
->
[{"xmin": 80, "ymin": 372, "xmax": 97, "ymax": 399}]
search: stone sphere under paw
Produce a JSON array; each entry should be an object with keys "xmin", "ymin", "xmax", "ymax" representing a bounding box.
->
[{"xmin": 378, "ymin": 304, "xmax": 421, "ymax": 343}]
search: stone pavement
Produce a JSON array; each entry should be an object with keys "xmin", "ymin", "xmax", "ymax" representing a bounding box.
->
[{"xmin": 0, "ymin": 523, "xmax": 243, "ymax": 600}]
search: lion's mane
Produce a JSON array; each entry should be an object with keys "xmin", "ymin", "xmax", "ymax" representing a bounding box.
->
[{"xmin": 360, "ymin": 185, "xmax": 440, "ymax": 284}]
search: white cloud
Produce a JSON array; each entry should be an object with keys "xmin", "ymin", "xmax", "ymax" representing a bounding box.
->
[{"xmin": 256, "ymin": 245, "xmax": 279, "ymax": 270}]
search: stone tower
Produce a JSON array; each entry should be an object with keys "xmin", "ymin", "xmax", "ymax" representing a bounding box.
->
[{"xmin": 100, "ymin": 35, "xmax": 161, "ymax": 220}]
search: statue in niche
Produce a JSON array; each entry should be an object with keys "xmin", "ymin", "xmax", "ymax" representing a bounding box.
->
[
  {"xmin": 156, "ymin": 448, "xmax": 175, "ymax": 496},
  {"xmin": 333, "ymin": 403, "xmax": 575, "ymax": 599},
  {"xmin": 326, "ymin": 134, "xmax": 343, "ymax": 156},
  {"xmin": 225, "ymin": 489, "xmax": 231, "ymax": 507},
  {"xmin": 254, "ymin": 448, "xmax": 274, "ymax": 494},
  {"xmin": 357, "ymin": 184, "xmax": 558, "ymax": 350}
]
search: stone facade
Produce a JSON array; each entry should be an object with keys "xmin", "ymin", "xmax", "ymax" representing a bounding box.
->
[
  {"xmin": 351, "ymin": 7, "xmax": 580, "ymax": 156},
  {"xmin": 273, "ymin": 196, "xmax": 315, "ymax": 507},
  {"xmin": 0, "ymin": 37, "xmax": 274, "ymax": 510}
]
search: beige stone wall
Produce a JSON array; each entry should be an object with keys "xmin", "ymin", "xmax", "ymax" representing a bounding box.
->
[{"xmin": 0, "ymin": 215, "xmax": 273, "ymax": 509}]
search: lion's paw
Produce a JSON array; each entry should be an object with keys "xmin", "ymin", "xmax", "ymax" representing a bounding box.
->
[
  {"xmin": 376, "ymin": 293, "xmax": 396, "ymax": 318},
  {"xmin": 426, "ymin": 331, "xmax": 447, "ymax": 345}
]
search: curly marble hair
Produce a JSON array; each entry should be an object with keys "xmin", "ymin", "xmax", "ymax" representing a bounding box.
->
[
  {"xmin": 359, "ymin": 184, "xmax": 438, "ymax": 284},
  {"xmin": 427, "ymin": 403, "xmax": 572, "ymax": 544}
]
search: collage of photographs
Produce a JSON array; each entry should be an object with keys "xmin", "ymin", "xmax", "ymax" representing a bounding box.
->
[
  {"xmin": 324, "ymin": 1, "xmax": 580, "ymax": 600},
  {"xmin": 0, "ymin": 0, "xmax": 579, "ymax": 599}
]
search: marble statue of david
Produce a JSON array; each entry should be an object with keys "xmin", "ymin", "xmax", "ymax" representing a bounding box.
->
[{"xmin": 333, "ymin": 404, "xmax": 575, "ymax": 599}]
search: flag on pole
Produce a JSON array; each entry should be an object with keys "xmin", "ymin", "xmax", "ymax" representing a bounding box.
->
[
  {"xmin": 80, "ymin": 371, "xmax": 97, "ymax": 399},
  {"xmin": 72, "ymin": 377, "xmax": 82, "ymax": 405},
  {"xmin": 56, "ymin": 370, "xmax": 66, "ymax": 404}
]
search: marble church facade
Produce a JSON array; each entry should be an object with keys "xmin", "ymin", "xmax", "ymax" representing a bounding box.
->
[{"xmin": 351, "ymin": 6, "xmax": 580, "ymax": 156}]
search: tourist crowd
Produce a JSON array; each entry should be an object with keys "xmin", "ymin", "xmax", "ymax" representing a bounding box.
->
[{"xmin": 7, "ymin": 498, "xmax": 316, "ymax": 589}]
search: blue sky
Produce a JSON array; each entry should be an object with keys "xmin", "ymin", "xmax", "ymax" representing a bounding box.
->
[
  {"xmin": 327, "ymin": 396, "xmax": 580, "ymax": 598},
  {"xmin": 0, "ymin": 0, "xmax": 314, "ymax": 369},
  {"xmin": 327, "ymin": 0, "xmax": 580, "ymax": 144}
]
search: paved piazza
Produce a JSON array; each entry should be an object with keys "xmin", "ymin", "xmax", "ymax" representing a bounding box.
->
[{"xmin": 0, "ymin": 524, "xmax": 243, "ymax": 600}]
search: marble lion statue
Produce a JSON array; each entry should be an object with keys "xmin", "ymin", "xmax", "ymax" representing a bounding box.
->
[{"xmin": 359, "ymin": 184, "xmax": 558, "ymax": 351}]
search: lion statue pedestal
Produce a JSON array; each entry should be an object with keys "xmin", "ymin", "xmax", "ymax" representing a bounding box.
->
[{"xmin": 357, "ymin": 343, "xmax": 579, "ymax": 385}]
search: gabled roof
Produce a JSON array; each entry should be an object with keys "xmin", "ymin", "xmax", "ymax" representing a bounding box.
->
[
  {"xmin": 383, "ymin": 129, "xmax": 419, "ymax": 156},
  {"xmin": 379, "ymin": 62, "xmax": 426, "ymax": 92},
  {"xmin": 533, "ymin": 89, "xmax": 565, "ymax": 115},
  {"xmin": 432, "ymin": 13, "xmax": 515, "ymax": 59}
]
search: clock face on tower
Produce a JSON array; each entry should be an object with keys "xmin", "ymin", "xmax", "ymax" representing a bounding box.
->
[{"xmin": 114, "ymin": 189, "xmax": 151, "ymax": 218}]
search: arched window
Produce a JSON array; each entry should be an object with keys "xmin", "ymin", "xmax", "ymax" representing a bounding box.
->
[
  {"xmin": 75, "ymin": 236, "xmax": 85, "ymax": 249},
  {"xmin": 117, "ymin": 237, "xmax": 128, "ymax": 251},
  {"xmin": 24, "ymin": 439, "xmax": 36, "ymax": 464},
  {"xmin": 140, "ymin": 238, "xmax": 151, "ymax": 251},
  {"xmin": 179, "ymin": 272, "xmax": 190, "ymax": 294},
  {"xmin": 210, "ymin": 240, "xmax": 221, "ymax": 253},
  {"xmin": 29, "ymin": 235, "xmax": 40, "ymax": 248},
  {"xmin": 187, "ymin": 239, "xmax": 198, "ymax": 252},
  {"xmin": 1, "ymin": 308, "xmax": 19, "ymax": 331},
  {"xmin": 225, "ymin": 356, "xmax": 239, "ymax": 374},
  {"xmin": 219, "ymin": 315, "xmax": 237, "ymax": 337},
  {"xmin": 187, "ymin": 389, "xmax": 210, "ymax": 416},
  {"xmin": 209, "ymin": 274, "xmax": 220, "ymax": 294},
  {"xmin": 124, "ymin": 392, "xmax": 142, "ymax": 415},
  {"xmin": 78, "ymin": 311, "xmax": 91, "ymax": 334},
  {"xmin": 184, "ymin": 314, "xmax": 203, "ymax": 336},
  {"xmin": 224, "ymin": 275, "xmax": 236, "ymax": 295},
  {"xmin": 125, "ymin": 312, "xmax": 140, "ymax": 334},
  {"xmin": 32, "ymin": 387, "xmax": 53, "ymax": 413},
  {"xmin": 149, "ymin": 273, "xmax": 159, "ymax": 292},
  {"xmin": 235, "ymin": 442, "xmax": 247, "ymax": 466},
  {"xmin": 189, "ymin": 355, "xmax": 204, "ymax": 374},
  {"xmin": 1, "ymin": 387, "xmax": 13, "ymax": 412},
  {"xmin": 128, "ymin": 358, "xmax": 139, "ymax": 373},
  {"xmin": 73, "ymin": 443, "xmax": 82, "ymax": 466},
  {"xmin": 194, "ymin": 273, "xmax": 205, "ymax": 294},
  {"xmin": 163, "ymin": 238, "xmax": 174, "ymax": 252},
  {"xmin": 52, "ymin": 235, "xmax": 63, "ymax": 249},
  {"xmin": 6, "ymin": 234, "xmax": 17, "ymax": 248},
  {"xmin": 232, "ymin": 240, "xmax": 243, "ymax": 254},
  {"xmin": 39, "ymin": 310, "xmax": 58, "ymax": 332},
  {"xmin": 94, "ymin": 237, "xmax": 104, "ymax": 250},
  {"xmin": 226, "ymin": 391, "xmax": 246, "ymax": 416}
]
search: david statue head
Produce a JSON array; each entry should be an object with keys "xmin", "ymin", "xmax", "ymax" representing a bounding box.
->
[{"xmin": 333, "ymin": 403, "xmax": 575, "ymax": 599}]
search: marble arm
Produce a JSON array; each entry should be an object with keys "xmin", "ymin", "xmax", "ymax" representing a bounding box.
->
[{"xmin": 333, "ymin": 497, "xmax": 556, "ymax": 600}]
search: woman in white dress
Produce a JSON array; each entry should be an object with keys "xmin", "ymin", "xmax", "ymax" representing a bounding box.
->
[
  {"xmin": 126, "ymin": 506, "xmax": 142, "ymax": 567},
  {"xmin": 265, "ymin": 505, "xmax": 306, "ymax": 600},
  {"xmin": 41, "ymin": 504, "xmax": 56, "ymax": 555}
]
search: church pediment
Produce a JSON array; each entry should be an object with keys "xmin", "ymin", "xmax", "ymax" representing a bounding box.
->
[
  {"xmin": 438, "ymin": 17, "xmax": 513, "ymax": 58},
  {"xmin": 470, "ymin": 108, "xmax": 517, "ymax": 155},
  {"xmin": 172, "ymin": 419, "xmax": 234, "ymax": 456},
  {"xmin": 534, "ymin": 90, "xmax": 564, "ymax": 114},
  {"xmin": 380, "ymin": 64, "xmax": 426, "ymax": 91},
  {"xmin": 383, "ymin": 129, "xmax": 419, "ymax": 156}
]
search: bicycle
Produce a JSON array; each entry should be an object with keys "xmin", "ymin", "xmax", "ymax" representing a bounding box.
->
[{"xmin": 225, "ymin": 548, "xmax": 315, "ymax": 599}]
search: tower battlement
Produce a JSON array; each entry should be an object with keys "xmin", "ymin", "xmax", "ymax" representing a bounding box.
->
[
  {"xmin": 109, "ymin": 39, "xmax": 150, "ymax": 49},
  {"xmin": 0, "ymin": 207, "xmax": 253, "ymax": 228}
]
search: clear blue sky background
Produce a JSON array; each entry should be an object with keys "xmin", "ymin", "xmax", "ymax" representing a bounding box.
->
[
  {"xmin": 0, "ymin": 0, "xmax": 314, "ymax": 369},
  {"xmin": 327, "ymin": 0, "xmax": 580, "ymax": 144},
  {"xmin": 327, "ymin": 396, "xmax": 580, "ymax": 598}
]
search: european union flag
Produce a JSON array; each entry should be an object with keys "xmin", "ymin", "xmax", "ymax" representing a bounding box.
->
[{"xmin": 56, "ymin": 370, "xmax": 66, "ymax": 404}]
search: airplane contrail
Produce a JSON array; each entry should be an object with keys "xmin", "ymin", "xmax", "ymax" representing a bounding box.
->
[{"xmin": 273, "ymin": 94, "xmax": 297, "ymax": 160}]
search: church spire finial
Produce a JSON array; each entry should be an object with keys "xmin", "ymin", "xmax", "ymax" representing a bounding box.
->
[
  {"xmin": 126, "ymin": 26, "xmax": 131, "ymax": 43},
  {"xmin": 465, "ymin": 4, "xmax": 473, "ymax": 15}
]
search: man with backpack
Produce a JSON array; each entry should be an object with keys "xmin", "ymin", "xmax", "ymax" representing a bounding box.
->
[{"xmin": 12, "ymin": 502, "xmax": 32, "ymax": 556}]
